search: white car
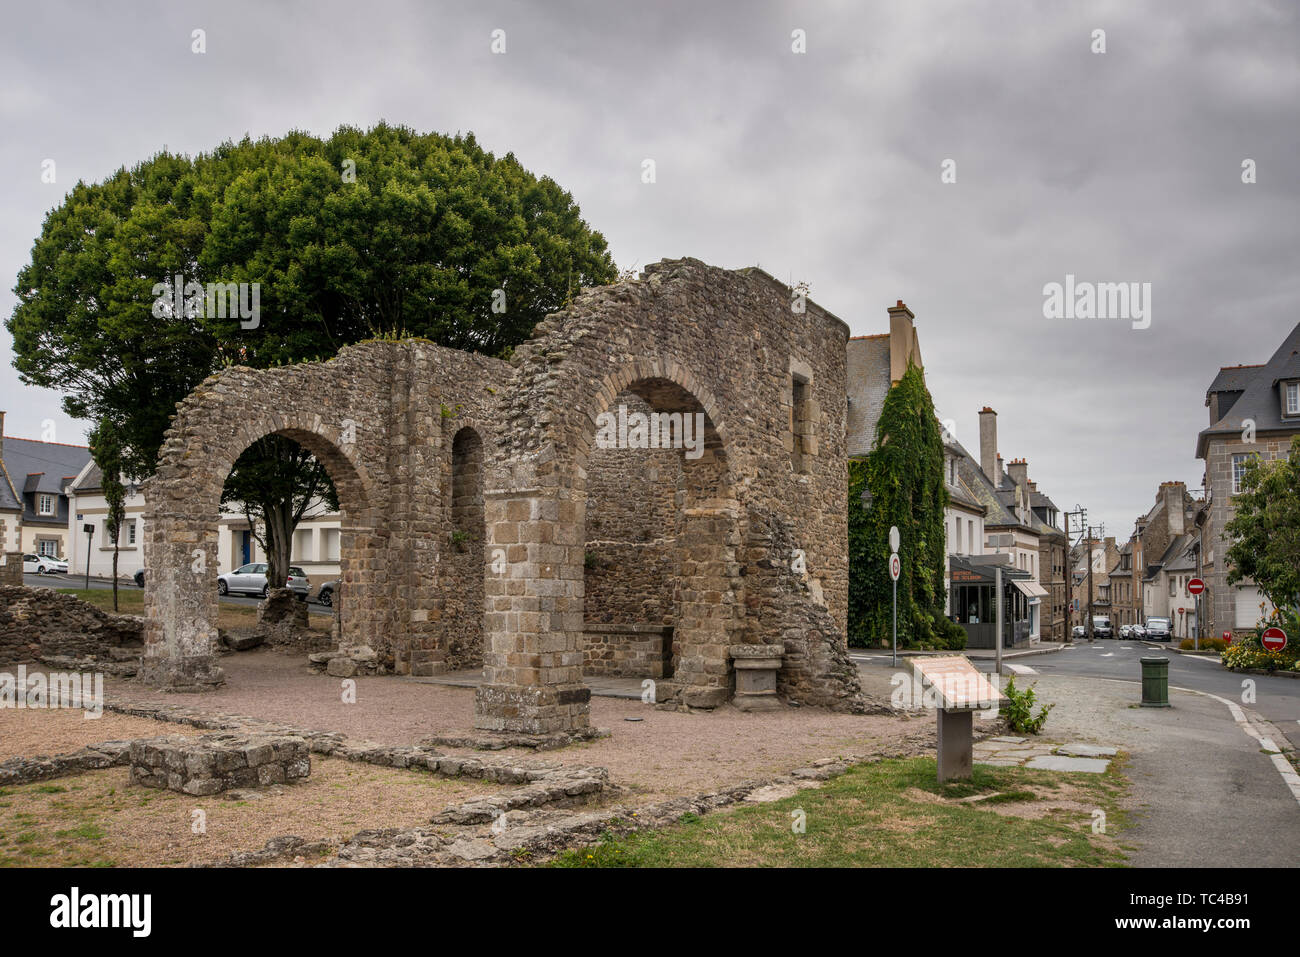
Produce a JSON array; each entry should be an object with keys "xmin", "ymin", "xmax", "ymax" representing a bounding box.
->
[
  {"xmin": 24, "ymin": 553, "xmax": 68, "ymax": 574},
  {"xmin": 217, "ymin": 563, "xmax": 310, "ymax": 598}
]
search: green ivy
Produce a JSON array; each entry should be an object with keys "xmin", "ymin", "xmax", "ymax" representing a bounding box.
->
[{"xmin": 848, "ymin": 361, "xmax": 951, "ymax": 648}]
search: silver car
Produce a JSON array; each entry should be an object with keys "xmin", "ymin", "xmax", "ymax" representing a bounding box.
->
[{"xmin": 217, "ymin": 563, "xmax": 310, "ymax": 598}]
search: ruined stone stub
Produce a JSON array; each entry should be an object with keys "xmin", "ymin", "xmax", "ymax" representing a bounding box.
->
[{"xmin": 143, "ymin": 258, "xmax": 861, "ymax": 729}]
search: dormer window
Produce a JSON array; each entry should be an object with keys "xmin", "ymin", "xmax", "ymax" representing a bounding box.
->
[{"xmin": 1285, "ymin": 381, "xmax": 1299, "ymax": 416}]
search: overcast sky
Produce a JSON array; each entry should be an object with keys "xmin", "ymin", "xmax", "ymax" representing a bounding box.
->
[{"xmin": 1, "ymin": 0, "xmax": 1296, "ymax": 540}]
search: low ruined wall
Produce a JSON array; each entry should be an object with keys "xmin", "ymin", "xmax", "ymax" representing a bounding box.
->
[
  {"xmin": 0, "ymin": 585, "xmax": 144, "ymax": 666},
  {"xmin": 583, "ymin": 623, "xmax": 672, "ymax": 678}
]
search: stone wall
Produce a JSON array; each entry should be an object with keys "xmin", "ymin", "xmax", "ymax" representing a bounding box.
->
[
  {"xmin": 0, "ymin": 584, "xmax": 144, "ymax": 666},
  {"xmin": 145, "ymin": 258, "xmax": 864, "ymax": 731}
]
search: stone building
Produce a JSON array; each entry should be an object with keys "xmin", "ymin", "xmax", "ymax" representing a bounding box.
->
[
  {"xmin": 1196, "ymin": 321, "xmax": 1300, "ymax": 636},
  {"xmin": 141, "ymin": 259, "xmax": 863, "ymax": 733}
]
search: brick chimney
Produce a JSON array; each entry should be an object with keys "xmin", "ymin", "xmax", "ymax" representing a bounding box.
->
[
  {"xmin": 979, "ymin": 408, "xmax": 997, "ymax": 483},
  {"xmin": 887, "ymin": 300, "xmax": 918, "ymax": 385},
  {"xmin": 1161, "ymin": 481, "xmax": 1186, "ymax": 536},
  {"xmin": 1007, "ymin": 458, "xmax": 1029, "ymax": 490}
]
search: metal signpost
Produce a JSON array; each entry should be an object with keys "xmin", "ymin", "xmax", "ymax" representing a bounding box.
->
[
  {"xmin": 889, "ymin": 526, "xmax": 900, "ymax": 668},
  {"xmin": 1187, "ymin": 577, "xmax": 1205, "ymax": 650},
  {"xmin": 82, "ymin": 523, "xmax": 95, "ymax": 590}
]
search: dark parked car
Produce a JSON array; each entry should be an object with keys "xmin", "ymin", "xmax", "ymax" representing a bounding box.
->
[
  {"xmin": 1145, "ymin": 617, "xmax": 1172, "ymax": 641},
  {"xmin": 133, "ymin": 568, "xmax": 145, "ymax": 588},
  {"xmin": 315, "ymin": 579, "xmax": 341, "ymax": 607}
]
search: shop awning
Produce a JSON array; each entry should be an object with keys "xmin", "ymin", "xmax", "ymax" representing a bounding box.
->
[{"xmin": 1012, "ymin": 579, "xmax": 1050, "ymax": 599}]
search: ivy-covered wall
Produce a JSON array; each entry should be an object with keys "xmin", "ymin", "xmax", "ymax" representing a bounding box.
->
[{"xmin": 847, "ymin": 362, "xmax": 961, "ymax": 648}]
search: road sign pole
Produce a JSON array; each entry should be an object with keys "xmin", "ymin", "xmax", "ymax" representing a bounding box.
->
[
  {"xmin": 995, "ymin": 564, "xmax": 1003, "ymax": 677},
  {"xmin": 892, "ymin": 578, "xmax": 897, "ymax": 668}
]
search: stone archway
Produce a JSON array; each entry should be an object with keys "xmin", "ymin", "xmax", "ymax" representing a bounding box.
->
[
  {"xmin": 476, "ymin": 358, "xmax": 740, "ymax": 733},
  {"xmin": 141, "ymin": 413, "xmax": 380, "ymax": 690}
]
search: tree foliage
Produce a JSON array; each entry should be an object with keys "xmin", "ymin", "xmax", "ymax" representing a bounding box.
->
[
  {"xmin": 1224, "ymin": 435, "xmax": 1300, "ymax": 615},
  {"xmin": 847, "ymin": 362, "xmax": 953, "ymax": 648},
  {"xmin": 8, "ymin": 124, "xmax": 617, "ymax": 586}
]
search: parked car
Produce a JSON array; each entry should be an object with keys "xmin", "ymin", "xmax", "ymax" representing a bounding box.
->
[
  {"xmin": 23, "ymin": 553, "xmax": 67, "ymax": 574},
  {"xmin": 134, "ymin": 568, "xmax": 145, "ymax": 588},
  {"xmin": 217, "ymin": 563, "xmax": 310, "ymax": 599},
  {"xmin": 1145, "ymin": 617, "xmax": 1172, "ymax": 641},
  {"xmin": 1120, "ymin": 624, "xmax": 1132, "ymax": 639},
  {"xmin": 314, "ymin": 579, "xmax": 341, "ymax": 607},
  {"xmin": 1071, "ymin": 625, "xmax": 1086, "ymax": 640},
  {"xmin": 1092, "ymin": 616, "xmax": 1113, "ymax": 638},
  {"xmin": 1131, "ymin": 623, "xmax": 1147, "ymax": 639}
]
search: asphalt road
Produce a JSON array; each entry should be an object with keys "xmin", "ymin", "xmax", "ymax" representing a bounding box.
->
[
  {"xmin": 1033, "ymin": 638, "xmax": 1300, "ymax": 751},
  {"xmin": 22, "ymin": 572, "xmax": 332, "ymax": 616}
]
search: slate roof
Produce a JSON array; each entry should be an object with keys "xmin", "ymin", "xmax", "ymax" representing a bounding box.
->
[
  {"xmin": 0, "ymin": 457, "xmax": 19, "ymax": 512},
  {"xmin": 1198, "ymin": 322, "xmax": 1300, "ymax": 457},
  {"xmin": 947, "ymin": 438, "xmax": 1029, "ymax": 531},
  {"xmin": 1, "ymin": 436, "xmax": 92, "ymax": 524}
]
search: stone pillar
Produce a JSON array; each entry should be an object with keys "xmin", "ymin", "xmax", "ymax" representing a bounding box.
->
[
  {"xmin": 474, "ymin": 488, "xmax": 590, "ymax": 734},
  {"xmin": 0, "ymin": 551, "xmax": 21, "ymax": 586},
  {"xmin": 140, "ymin": 514, "xmax": 225, "ymax": 690},
  {"xmin": 663, "ymin": 503, "xmax": 742, "ymax": 708}
]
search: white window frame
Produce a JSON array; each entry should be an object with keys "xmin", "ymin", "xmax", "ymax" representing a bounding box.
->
[
  {"xmin": 127, "ymin": 521, "xmax": 136, "ymax": 545},
  {"xmin": 1231, "ymin": 453, "xmax": 1257, "ymax": 495},
  {"xmin": 37, "ymin": 493, "xmax": 56, "ymax": 516},
  {"xmin": 1286, "ymin": 381, "xmax": 1299, "ymax": 415},
  {"xmin": 38, "ymin": 539, "xmax": 58, "ymax": 557}
]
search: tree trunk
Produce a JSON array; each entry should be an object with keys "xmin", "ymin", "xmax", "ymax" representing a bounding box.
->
[
  {"xmin": 263, "ymin": 499, "xmax": 294, "ymax": 589},
  {"xmin": 112, "ymin": 539, "xmax": 119, "ymax": 612}
]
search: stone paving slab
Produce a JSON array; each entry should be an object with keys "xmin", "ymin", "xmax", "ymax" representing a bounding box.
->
[
  {"xmin": 1024, "ymin": 755, "xmax": 1111, "ymax": 773},
  {"xmin": 1057, "ymin": 743, "xmax": 1119, "ymax": 758}
]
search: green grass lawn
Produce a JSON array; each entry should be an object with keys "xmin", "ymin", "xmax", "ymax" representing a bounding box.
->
[
  {"xmin": 55, "ymin": 588, "xmax": 328, "ymax": 631},
  {"xmin": 551, "ymin": 755, "xmax": 1131, "ymax": 868}
]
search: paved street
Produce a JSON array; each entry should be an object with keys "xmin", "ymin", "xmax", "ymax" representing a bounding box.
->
[
  {"xmin": 21, "ymin": 572, "xmax": 333, "ymax": 616},
  {"xmin": 856, "ymin": 640, "xmax": 1300, "ymax": 866}
]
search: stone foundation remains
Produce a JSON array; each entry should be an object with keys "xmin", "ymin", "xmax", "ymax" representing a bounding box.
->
[{"xmin": 128, "ymin": 732, "xmax": 311, "ymax": 795}]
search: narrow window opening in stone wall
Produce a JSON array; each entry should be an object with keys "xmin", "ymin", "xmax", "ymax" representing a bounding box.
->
[
  {"xmin": 791, "ymin": 375, "xmax": 810, "ymax": 473},
  {"xmin": 446, "ymin": 426, "xmax": 486, "ymax": 670}
]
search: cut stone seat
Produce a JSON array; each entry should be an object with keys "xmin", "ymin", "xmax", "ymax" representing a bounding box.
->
[{"xmin": 582, "ymin": 622, "xmax": 674, "ymax": 679}]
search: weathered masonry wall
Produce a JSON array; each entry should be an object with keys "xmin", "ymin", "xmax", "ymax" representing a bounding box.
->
[
  {"xmin": 145, "ymin": 258, "xmax": 863, "ymax": 731},
  {"xmin": 142, "ymin": 341, "xmax": 506, "ymax": 689}
]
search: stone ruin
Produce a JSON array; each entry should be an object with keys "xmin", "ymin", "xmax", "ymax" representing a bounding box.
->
[
  {"xmin": 129, "ymin": 733, "xmax": 311, "ymax": 795},
  {"xmin": 141, "ymin": 258, "xmax": 864, "ymax": 733}
]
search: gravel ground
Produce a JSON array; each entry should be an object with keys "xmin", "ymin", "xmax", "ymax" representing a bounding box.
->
[
  {"xmin": 87, "ymin": 651, "xmax": 927, "ymax": 804},
  {"xmin": 0, "ymin": 709, "xmax": 203, "ymax": 762}
]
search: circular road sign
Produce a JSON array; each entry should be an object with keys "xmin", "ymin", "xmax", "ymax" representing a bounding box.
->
[
  {"xmin": 1187, "ymin": 578, "xmax": 1206, "ymax": 596},
  {"xmin": 889, "ymin": 526, "xmax": 900, "ymax": 553},
  {"xmin": 889, "ymin": 552, "xmax": 901, "ymax": 582},
  {"xmin": 1262, "ymin": 627, "xmax": 1288, "ymax": 652}
]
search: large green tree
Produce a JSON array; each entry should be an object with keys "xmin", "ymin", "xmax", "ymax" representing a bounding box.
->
[
  {"xmin": 1224, "ymin": 435, "xmax": 1300, "ymax": 617},
  {"xmin": 847, "ymin": 362, "xmax": 952, "ymax": 648},
  {"xmin": 8, "ymin": 123, "xmax": 617, "ymax": 586}
]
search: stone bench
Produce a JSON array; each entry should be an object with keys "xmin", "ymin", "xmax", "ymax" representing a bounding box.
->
[{"xmin": 128, "ymin": 732, "xmax": 310, "ymax": 796}]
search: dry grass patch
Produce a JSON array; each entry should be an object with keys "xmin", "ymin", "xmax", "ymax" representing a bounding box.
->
[{"xmin": 0, "ymin": 757, "xmax": 500, "ymax": 867}]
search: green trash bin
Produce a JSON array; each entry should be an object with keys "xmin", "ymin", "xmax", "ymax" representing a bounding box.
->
[{"xmin": 1140, "ymin": 656, "xmax": 1170, "ymax": 708}]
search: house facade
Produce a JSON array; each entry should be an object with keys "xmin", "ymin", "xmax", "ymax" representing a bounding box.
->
[
  {"xmin": 1195, "ymin": 321, "xmax": 1300, "ymax": 636},
  {"xmin": 0, "ymin": 412, "xmax": 92, "ymax": 561},
  {"xmin": 65, "ymin": 459, "xmax": 344, "ymax": 584}
]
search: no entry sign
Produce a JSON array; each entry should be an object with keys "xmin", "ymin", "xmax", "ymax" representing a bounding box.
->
[
  {"xmin": 1261, "ymin": 627, "xmax": 1288, "ymax": 652},
  {"xmin": 1187, "ymin": 578, "xmax": 1206, "ymax": 595}
]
